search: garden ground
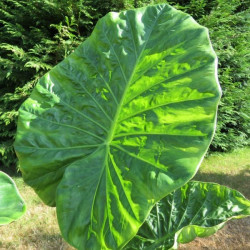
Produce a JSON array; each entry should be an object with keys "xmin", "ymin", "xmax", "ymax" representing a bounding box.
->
[{"xmin": 0, "ymin": 148, "xmax": 249, "ymax": 249}]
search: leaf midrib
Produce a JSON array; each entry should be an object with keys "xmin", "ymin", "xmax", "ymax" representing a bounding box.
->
[
  {"xmin": 90, "ymin": 7, "xmax": 167, "ymax": 246},
  {"xmin": 105, "ymin": 5, "xmax": 167, "ymax": 146}
]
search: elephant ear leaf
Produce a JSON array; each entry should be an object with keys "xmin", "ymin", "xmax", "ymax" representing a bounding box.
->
[
  {"xmin": 0, "ymin": 171, "xmax": 26, "ymax": 225},
  {"xmin": 14, "ymin": 4, "xmax": 221, "ymax": 249},
  {"xmin": 125, "ymin": 181, "xmax": 250, "ymax": 250}
]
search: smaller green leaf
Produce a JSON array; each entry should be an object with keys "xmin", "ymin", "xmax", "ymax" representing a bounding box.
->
[
  {"xmin": 125, "ymin": 181, "xmax": 250, "ymax": 249},
  {"xmin": 0, "ymin": 171, "xmax": 26, "ymax": 225}
]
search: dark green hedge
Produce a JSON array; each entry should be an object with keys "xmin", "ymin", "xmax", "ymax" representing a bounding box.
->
[
  {"xmin": 0, "ymin": 0, "xmax": 117, "ymax": 168},
  {"xmin": 0, "ymin": 0, "xmax": 249, "ymax": 170}
]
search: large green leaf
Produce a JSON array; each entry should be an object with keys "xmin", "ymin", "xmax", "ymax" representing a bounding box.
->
[
  {"xmin": 0, "ymin": 171, "xmax": 26, "ymax": 225},
  {"xmin": 125, "ymin": 181, "xmax": 250, "ymax": 249},
  {"xmin": 14, "ymin": 4, "xmax": 221, "ymax": 249}
]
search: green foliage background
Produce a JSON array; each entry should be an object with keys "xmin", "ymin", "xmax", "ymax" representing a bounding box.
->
[{"xmin": 0, "ymin": 0, "xmax": 249, "ymax": 169}]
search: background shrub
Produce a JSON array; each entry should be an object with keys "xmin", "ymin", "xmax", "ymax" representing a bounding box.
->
[
  {"xmin": 199, "ymin": 0, "xmax": 249, "ymax": 152},
  {"xmin": 0, "ymin": 0, "xmax": 117, "ymax": 169},
  {"xmin": 0, "ymin": 0, "xmax": 249, "ymax": 171}
]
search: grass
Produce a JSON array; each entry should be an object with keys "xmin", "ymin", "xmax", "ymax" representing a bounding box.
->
[
  {"xmin": 0, "ymin": 148, "xmax": 249, "ymax": 249},
  {"xmin": 194, "ymin": 147, "xmax": 250, "ymax": 199}
]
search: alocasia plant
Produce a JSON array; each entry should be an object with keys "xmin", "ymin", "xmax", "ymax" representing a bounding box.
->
[
  {"xmin": 125, "ymin": 181, "xmax": 250, "ymax": 249},
  {"xmin": 0, "ymin": 171, "xmax": 26, "ymax": 225},
  {"xmin": 14, "ymin": 3, "xmax": 249, "ymax": 250}
]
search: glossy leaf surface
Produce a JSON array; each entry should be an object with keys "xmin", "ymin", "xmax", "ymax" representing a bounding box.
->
[
  {"xmin": 125, "ymin": 181, "xmax": 250, "ymax": 249},
  {"xmin": 14, "ymin": 4, "xmax": 221, "ymax": 249},
  {"xmin": 0, "ymin": 171, "xmax": 26, "ymax": 225}
]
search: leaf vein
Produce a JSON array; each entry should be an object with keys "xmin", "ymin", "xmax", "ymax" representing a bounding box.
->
[
  {"xmin": 15, "ymin": 144, "xmax": 102, "ymax": 150},
  {"xmin": 125, "ymin": 14, "xmax": 138, "ymax": 58},
  {"xmin": 109, "ymin": 152, "xmax": 138, "ymax": 220},
  {"xmin": 119, "ymin": 95, "xmax": 213, "ymax": 123},
  {"xmin": 114, "ymin": 132, "xmax": 206, "ymax": 139},
  {"xmin": 81, "ymin": 47, "xmax": 119, "ymax": 105},
  {"xmin": 111, "ymin": 144, "xmax": 165, "ymax": 171},
  {"xmin": 123, "ymin": 63, "xmax": 209, "ymax": 106},
  {"xmin": 21, "ymin": 110, "xmax": 104, "ymax": 142}
]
